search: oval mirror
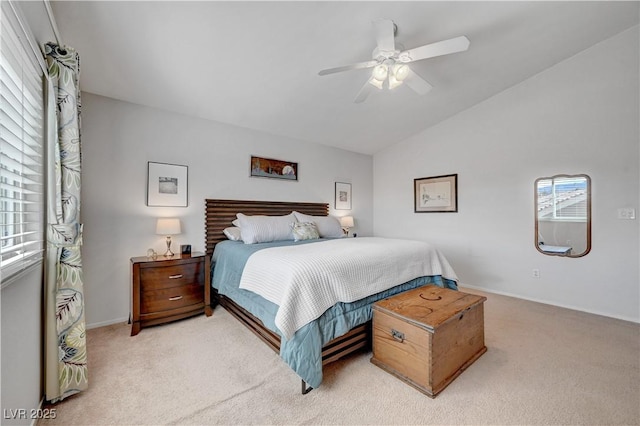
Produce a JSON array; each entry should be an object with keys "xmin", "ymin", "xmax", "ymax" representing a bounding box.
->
[{"xmin": 535, "ymin": 174, "xmax": 591, "ymax": 257}]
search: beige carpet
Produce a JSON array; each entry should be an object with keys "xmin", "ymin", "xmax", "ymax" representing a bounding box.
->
[{"xmin": 39, "ymin": 288, "xmax": 639, "ymax": 425}]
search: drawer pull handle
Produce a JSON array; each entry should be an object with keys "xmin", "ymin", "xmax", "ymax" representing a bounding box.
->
[
  {"xmin": 391, "ymin": 329, "xmax": 405, "ymax": 343},
  {"xmin": 169, "ymin": 274, "xmax": 183, "ymax": 279},
  {"xmin": 168, "ymin": 295, "xmax": 183, "ymax": 301}
]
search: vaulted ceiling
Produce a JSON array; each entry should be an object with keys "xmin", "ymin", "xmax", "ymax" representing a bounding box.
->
[{"xmin": 49, "ymin": 1, "xmax": 639, "ymax": 155}]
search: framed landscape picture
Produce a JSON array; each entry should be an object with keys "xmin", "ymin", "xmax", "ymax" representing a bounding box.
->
[
  {"xmin": 147, "ymin": 162, "xmax": 188, "ymax": 207},
  {"xmin": 414, "ymin": 174, "xmax": 458, "ymax": 213},
  {"xmin": 250, "ymin": 156, "xmax": 298, "ymax": 181}
]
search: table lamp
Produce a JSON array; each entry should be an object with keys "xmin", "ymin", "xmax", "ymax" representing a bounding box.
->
[{"xmin": 339, "ymin": 216, "xmax": 354, "ymax": 236}]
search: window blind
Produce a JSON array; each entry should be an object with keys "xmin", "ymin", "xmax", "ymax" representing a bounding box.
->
[
  {"xmin": 537, "ymin": 177, "xmax": 588, "ymax": 221},
  {"xmin": 0, "ymin": 1, "xmax": 46, "ymax": 282}
]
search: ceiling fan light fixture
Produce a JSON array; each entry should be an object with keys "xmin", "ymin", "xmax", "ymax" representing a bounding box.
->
[
  {"xmin": 372, "ymin": 64, "xmax": 388, "ymax": 81},
  {"xmin": 368, "ymin": 76, "xmax": 384, "ymax": 89},
  {"xmin": 393, "ymin": 64, "xmax": 409, "ymax": 81},
  {"xmin": 388, "ymin": 74, "xmax": 403, "ymax": 90}
]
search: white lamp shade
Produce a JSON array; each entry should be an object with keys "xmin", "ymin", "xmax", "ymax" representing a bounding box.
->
[
  {"xmin": 156, "ymin": 218, "xmax": 181, "ymax": 235},
  {"xmin": 388, "ymin": 70, "xmax": 404, "ymax": 89},
  {"xmin": 393, "ymin": 64, "xmax": 409, "ymax": 81},
  {"xmin": 368, "ymin": 76, "xmax": 384, "ymax": 89},
  {"xmin": 372, "ymin": 64, "xmax": 388, "ymax": 81},
  {"xmin": 339, "ymin": 216, "xmax": 354, "ymax": 228}
]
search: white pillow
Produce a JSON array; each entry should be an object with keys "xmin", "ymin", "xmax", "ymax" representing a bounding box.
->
[
  {"xmin": 223, "ymin": 227, "xmax": 242, "ymax": 241},
  {"xmin": 236, "ymin": 212, "xmax": 297, "ymax": 244},
  {"xmin": 291, "ymin": 222, "xmax": 320, "ymax": 241},
  {"xmin": 293, "ymin": 211, "xmax": 343, "ymax": 238}
]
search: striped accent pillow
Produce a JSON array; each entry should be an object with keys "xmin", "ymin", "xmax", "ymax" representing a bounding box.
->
[{"xmin": 236, "ymin": 212, "xmax": 297, "ymax": 244}]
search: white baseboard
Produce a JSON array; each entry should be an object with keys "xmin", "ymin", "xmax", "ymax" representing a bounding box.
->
[
  {"xmin": 86, "ymin": 316, "xmax": 129, "ymax": 330},
  {"xmin": 459, "ymin": 283, "xmax": 639, "ymax": 324},
  {"xmin": 29, "ymin": 398, "xmax": 45, "ymax": 426}
]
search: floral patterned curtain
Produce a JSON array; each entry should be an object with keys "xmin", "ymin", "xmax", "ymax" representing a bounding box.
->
[{"xmin": 43, "ymin": 43, "xmax": 87, "ymax": 403}]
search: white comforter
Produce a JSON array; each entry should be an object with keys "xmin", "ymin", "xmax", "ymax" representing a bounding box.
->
[{"xmin": 238, "ymin": 237, "xmax": 458, "ymax": 339}]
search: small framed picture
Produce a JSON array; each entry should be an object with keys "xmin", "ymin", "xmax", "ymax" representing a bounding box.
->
[
  {"xmin": 147, "ymin": 162, "xmax": 188, "ymax": 207},
  {"xmin": 414, "ymin": 174, "xmax": 458, "ymax": 213},
  {"xmin": 335, "ymin": 182, "xmax": 352, "ymax": 210}
]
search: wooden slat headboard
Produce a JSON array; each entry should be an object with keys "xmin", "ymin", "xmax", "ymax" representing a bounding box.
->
[{"xmin": 205, "ymin": 199, "xmax": 329, "ymax": 257}]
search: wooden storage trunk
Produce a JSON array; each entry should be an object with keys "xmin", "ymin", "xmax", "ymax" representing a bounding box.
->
[{"xmin": 371, "ymin": 285, "xmax": 487, "ymax": 397}]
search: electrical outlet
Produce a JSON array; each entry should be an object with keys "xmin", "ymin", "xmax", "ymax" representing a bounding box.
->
[
  {"xmin": 618, "ymin": 208, "xmax": 636, "ymax": 220},
  {"xmin": 532, "ymin": 269, "xmax": 540, "ymax": 278}
]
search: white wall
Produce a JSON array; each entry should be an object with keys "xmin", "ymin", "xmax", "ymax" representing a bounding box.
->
[
  {"xmin": 80, "ymin": 94, "xmax": 373, "ymax": 327},
  {"xmin": 373, "ymin": 26, "xmax": 639, "ymax": 322},
  {"xmin": 1, "ymin": 266, "xmax": 43, "ymax": 426}
]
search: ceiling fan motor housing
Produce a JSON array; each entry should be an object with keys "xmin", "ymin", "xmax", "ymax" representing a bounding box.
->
[{"xmin": 371, "ymin": 44, "xmax": 405, "ymax": 62}]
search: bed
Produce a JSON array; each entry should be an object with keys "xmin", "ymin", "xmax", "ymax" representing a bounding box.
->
[{"xmin": 204, "ymin": 199, "xmax": 458, "ymax": 393}]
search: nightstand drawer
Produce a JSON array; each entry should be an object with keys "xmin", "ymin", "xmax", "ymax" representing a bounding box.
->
[
  {"xmin": 141, "ymin": 284, "xmax": 203, "ymax": 313},
  {"xmin": 140, "ymin": 262, "xmax": 203, "ymax": 291}
]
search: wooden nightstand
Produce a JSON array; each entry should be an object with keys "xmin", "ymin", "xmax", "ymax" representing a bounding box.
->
[{"xmin": 130, "ymin": 252, "xmax": 209, "ymax": 336}]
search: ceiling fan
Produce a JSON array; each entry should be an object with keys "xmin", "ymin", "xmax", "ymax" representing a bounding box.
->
[{"xmin": 318, "ymin": 19, "xmax": 470, "ymax": 103}]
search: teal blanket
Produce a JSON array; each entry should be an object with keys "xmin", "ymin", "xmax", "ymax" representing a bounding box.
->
[{"xmin": 211, "ymin": 239, "xmax": 457, "ymax": 389}]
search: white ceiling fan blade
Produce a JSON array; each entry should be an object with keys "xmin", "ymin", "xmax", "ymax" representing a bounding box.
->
[
  {"xmin": 354, "ymin": 80, "xmax": 374, "ymax": 103},
  {"xmin": 399, "ymin": 36, "xmax": 470, "ymax": 63},
  {"xmin": 318, "ymin": 60, "xmax": 379, "ymax": 76},
  {"xmin": 405, "ymin": 68, "xmax": 433, "ymax": 95},
  {"xmin": 373, "ymin": 19, "xmax": 395, "ymax": 54}
]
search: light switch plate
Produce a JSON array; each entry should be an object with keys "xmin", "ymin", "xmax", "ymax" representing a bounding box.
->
[{"xmin": 617, "ymin": 208, "xmax": 636, "ymax": 220}]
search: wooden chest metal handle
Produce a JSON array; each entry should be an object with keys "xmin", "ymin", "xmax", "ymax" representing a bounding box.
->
[
  {"xmin": 391, "ymin": 329, "xmax": 405, "ymax": 343},
  {"xmin": 419, "ymin": 293, "xmax": 442, "ymax": 301},
  {"xmin": 168, "ymin": 295, "xmax": 184, "ymax": 301},
  {"xmin": 169, "ymin": 274, "xmax": 183, "ymax": 279}
]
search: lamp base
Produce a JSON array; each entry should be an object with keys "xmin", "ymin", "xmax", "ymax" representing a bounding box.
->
[{"xmin": 163, "ymin": 236, "xmax": 175, "ymax": 257}]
